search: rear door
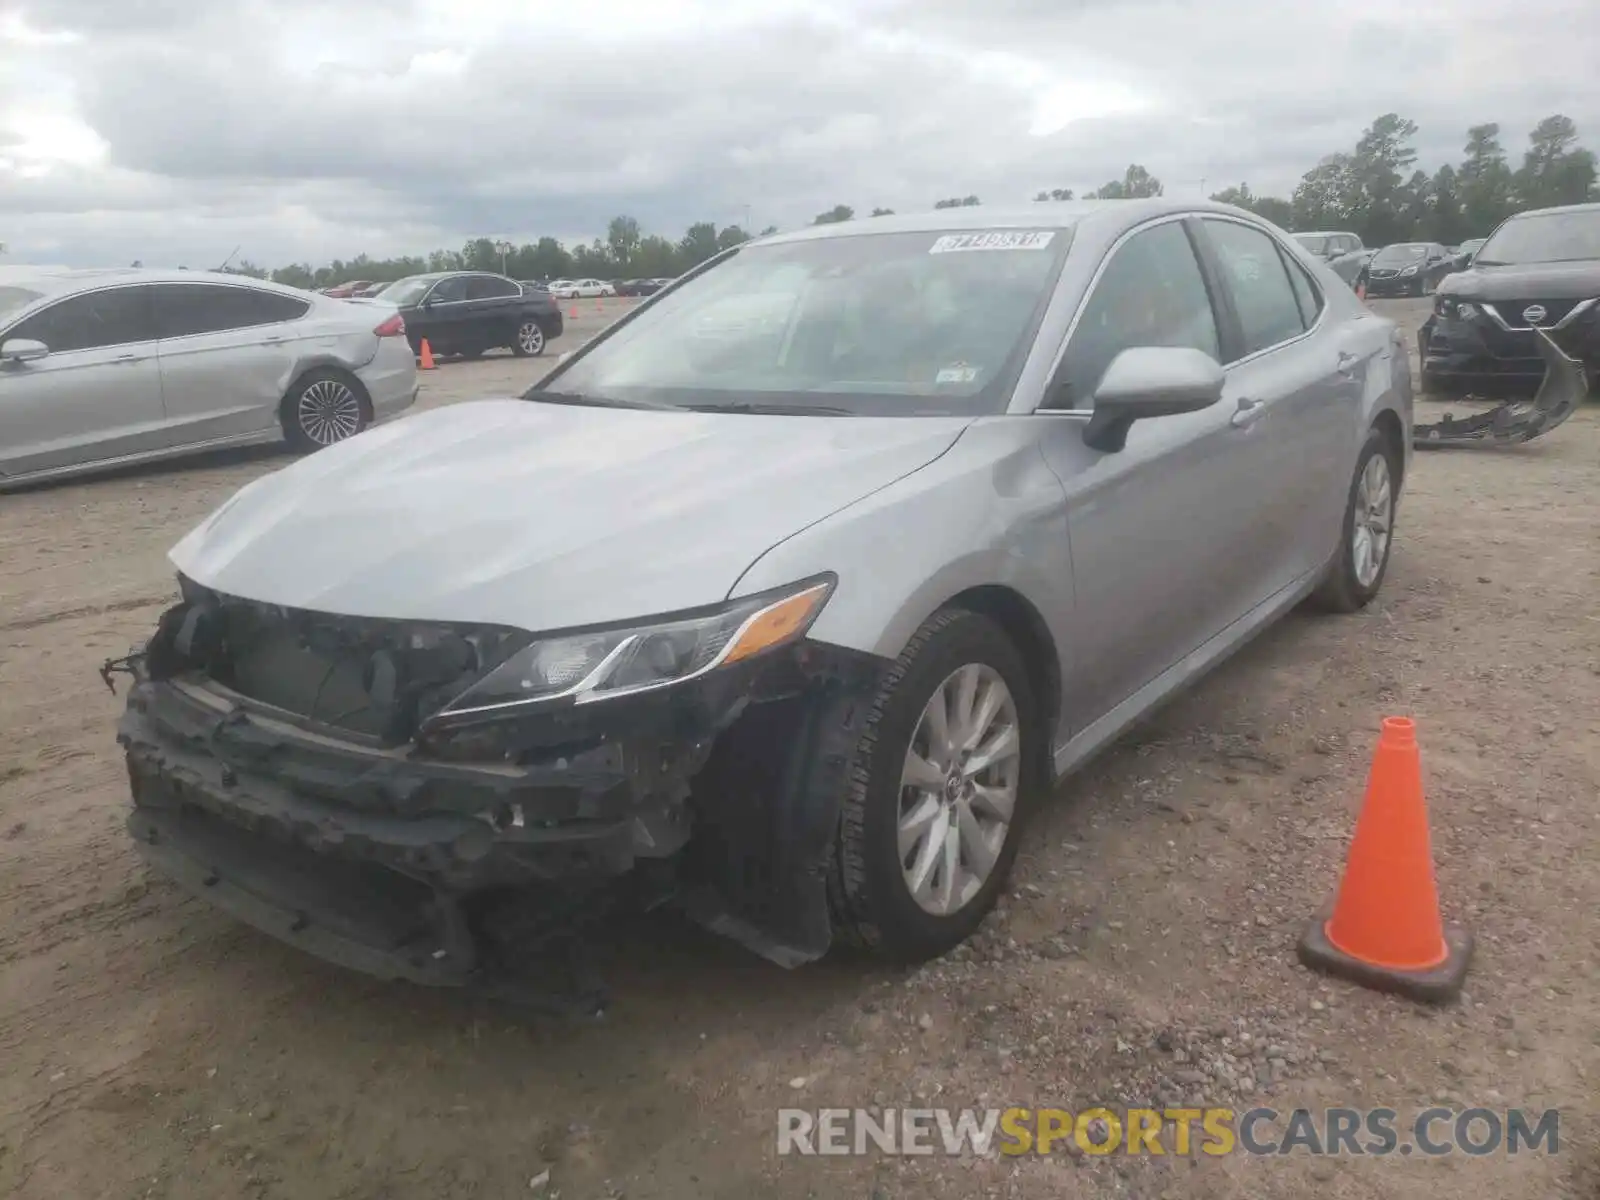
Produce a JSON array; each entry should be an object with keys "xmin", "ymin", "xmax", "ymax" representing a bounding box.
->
[
  {"xmin": 0, "ymin": 284, "xmax": 167, "ymax": 477},
  {"xmin": 417, "ymin": 275, "xmax": 471, "ymax": 348},
  {"xmin": 152, "ymin": 282, "xmax": 311, "ymax": 443},
  {"xmin": 463, "ymin": 273, "xmax": 524, "ymax": 349},
  {"xmin": 1194, "ymin": 215, "xmax": 1358, "ymax": 588}
]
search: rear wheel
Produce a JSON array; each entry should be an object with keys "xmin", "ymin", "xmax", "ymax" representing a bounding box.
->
[
  {"xmin": 1311, "ymin": 426, "xmax": 1399, "ymax": 613},
  {"xmin": 511, "ymin": 320, "xmax": 546, "ymax": 358},
  {"xmin": 283, "ymin": 369, "xmax": 371, "ymax": 453},
  {"xmin": 828, "ymin": 609, "xmax": 1040, "ymax": 962}
]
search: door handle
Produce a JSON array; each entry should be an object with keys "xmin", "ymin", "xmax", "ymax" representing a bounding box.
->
[
  {"xmin": 113, "ymin": 353, "xmax": 140, "ymax": 365},
  {"xmin": 1230, "ymin": 397, "xmax": 1266, "ymax": 429}
]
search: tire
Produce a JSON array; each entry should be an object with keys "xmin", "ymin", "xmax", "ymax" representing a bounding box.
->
[
  {"xmin": 282, "ymin": 369, "xmax": 371, "ymax": 453},
  {"xmin": 1310, "ymin": 426, "xmax": 1400, "ymax": 613},
  {"xmin": 828, "ymin": 609, "xmax": 1042, "ymax": 962},
  {"xmin": 511, "ymin": 319, "xmax": 546, "ymax": 358}
]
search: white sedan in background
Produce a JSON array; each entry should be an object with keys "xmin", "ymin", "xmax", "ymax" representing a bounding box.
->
[{"xmin": 548, "ymin": 279, "xmax": 617, "ymax": 299}]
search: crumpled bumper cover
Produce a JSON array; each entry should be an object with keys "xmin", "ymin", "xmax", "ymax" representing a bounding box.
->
[{"xmin": 116, "ymin": 633, "xmax": 887, "ymax": 986}]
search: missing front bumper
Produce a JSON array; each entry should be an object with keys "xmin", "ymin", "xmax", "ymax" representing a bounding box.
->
[{"xmin": 114, "ymin": 627, "xmax": 886, "ymax": 996}]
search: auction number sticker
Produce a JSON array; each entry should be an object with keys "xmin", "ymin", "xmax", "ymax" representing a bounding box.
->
[{"xmin": 929, "ymin": 231, "xmax": 1056, "ymax": 254}]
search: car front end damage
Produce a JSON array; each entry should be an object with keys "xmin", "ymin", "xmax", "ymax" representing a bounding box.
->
[
  {"xmin": 109, "ymin": 575, "xmax": 885, "ymax": 1010},
  {"xmin": 1420, "ymin": 294, "xmax": 1599, "ymax": 394}
]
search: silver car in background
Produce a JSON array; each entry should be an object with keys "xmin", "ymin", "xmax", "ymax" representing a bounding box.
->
[
  {"xmin": 114, "ymin": 201, "xmax": 1412, "ymax": 991},
  {"xmin": 0, "ymin": 267, "xmax": 418, "ymax": 487}
]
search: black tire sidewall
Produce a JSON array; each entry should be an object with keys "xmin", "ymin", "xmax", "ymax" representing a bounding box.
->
[{"xmin": 844, "ymin": 611, "xmax": 1041, "ymax": 961}]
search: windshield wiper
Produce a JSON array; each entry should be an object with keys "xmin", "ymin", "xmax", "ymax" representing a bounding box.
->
[
  {"xmin": 523, "ymin": 390, "xmax": 683, "ymax": 411},
  {"xmin": 686, "ymin": 401, "xmax": 856, "ymax": 416}
]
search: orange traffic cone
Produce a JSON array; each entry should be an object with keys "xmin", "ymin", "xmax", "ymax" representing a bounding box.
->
[
  {"xmin": 1298, "ymin": 717, "xmax": 1472, "ymax": 1003},
  {"xmin": 568, "ymin": 304, "xmax": 579, "ymax": 319},
  {"xmin": 418, "ymin": 338, "xmax": 436, "ymax": 371},
  {"xmin": 1356, "ymin": 279, "xmax": 1368, "ymax": 301}
]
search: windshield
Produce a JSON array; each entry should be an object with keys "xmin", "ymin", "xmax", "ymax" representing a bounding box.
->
[
  {"xmin": 1372, "ymin": 244, "xmax": 1428, "ymax": 265},
  {"xmin": 375, "ymin": 277, "xmax": 434, "ymax": 305},
  {"xmin": 535, "ymin": 228, "xmax": 1071, "ymax": 416},
  {"xmin": 1293, "ymin": 234, "xmax": 1330, "ymax": 255},
  {"xmin": 0, "ymin": 286, "xmax": 44, "ymax": 325},
  {"xmin": 1476, "ymin": 210, "xmax": 1600, "ymax": 265}
]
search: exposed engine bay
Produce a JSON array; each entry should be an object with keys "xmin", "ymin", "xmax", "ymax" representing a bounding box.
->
[{"xmin": 107, "ymin": 579, "xmax": 885, "ymax": 1015}]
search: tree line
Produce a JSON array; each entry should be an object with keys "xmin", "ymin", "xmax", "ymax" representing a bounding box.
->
[{"xmin": 222, "ymin": 112, "xmax": 1595, "ymax": 289}]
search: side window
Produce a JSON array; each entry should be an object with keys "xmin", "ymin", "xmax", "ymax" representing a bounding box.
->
[
  {"xmin": 466, "ymin": 275, "xmax": 518, "ymax": 300},
  {"xmin": 1201, "ymin": 219, "xmax": 1308, "ymax": 358},
  {"xmin": 428, "ymin": 276, "xmax": 469, "ymax": 303},
  {"xmin": 9, "ymin": 286, "xmax": 156, "ymax": 353},
  {"xmin": 154, "ymin": 285, "xmax": 308, "ymax": 338},
  {"xmin": 1280, "ymin": 245, "xmax": 1324, "ymax": 328},
  {"xmin": 1058, "ymin": 220, "xmax": 1221, "ymax": 405}
]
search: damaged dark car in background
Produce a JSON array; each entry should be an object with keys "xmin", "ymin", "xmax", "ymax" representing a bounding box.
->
[{"xmin": 110, "ymin": 202, "xmax": 1412, "ymax": 1008}]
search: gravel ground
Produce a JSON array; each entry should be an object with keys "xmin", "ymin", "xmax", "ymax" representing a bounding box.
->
[{"xmin": 1, "ymin": 297, "xmax": 1596, "ymax": 1200}]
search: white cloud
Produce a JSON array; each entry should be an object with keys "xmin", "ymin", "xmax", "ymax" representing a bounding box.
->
[{"xmin": 0, "ymin": 0, "xmax": 1596, "ymax": 267}]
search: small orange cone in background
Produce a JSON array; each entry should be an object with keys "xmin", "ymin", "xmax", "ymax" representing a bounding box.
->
[
  {"xmin": 1356, "ymin": 279, "xmax": 1368, "ymax": 301},
  {"xmin": 568, "ymin": 304, "xmax": 579, "ymax": 319},
  {"xmin": 1297, "ymin": 716, "xmax": 1473, "ymax": 1004},
  {"xmin": 418, "ymin": 338, "xmax": 436, "ymax": 370}
]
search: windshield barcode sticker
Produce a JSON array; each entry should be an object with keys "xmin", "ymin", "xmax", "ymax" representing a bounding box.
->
[{"xmin": 929, "ymin": 231, "xmax": 1055, "ymax": 254}]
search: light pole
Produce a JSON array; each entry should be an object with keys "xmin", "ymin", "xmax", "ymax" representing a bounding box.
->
[{"xmin": 495, "ymin": 240, "xmax": 513, "ymax": 275}]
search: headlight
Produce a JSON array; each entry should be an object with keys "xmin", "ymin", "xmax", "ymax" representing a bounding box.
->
[
  {"xmin": 1401, "ymin": 266, "xmax": 1418, "ymax": 276},
  {"xmin": 1434, "ymin": 297, "xmax": 1476, "ymax": 321},
  {"xmin": 430, "ymin": 576, "xmax": 834, "ymax": 723}
]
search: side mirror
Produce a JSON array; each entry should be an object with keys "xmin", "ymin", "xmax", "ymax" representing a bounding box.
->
[
  {"xmin": 0, "ymin": 338, "xmax": 50, "ymax": 366},
  {"xmin": 1080, "ymin": 346, "xmax": 1225, "ymax": 453}
]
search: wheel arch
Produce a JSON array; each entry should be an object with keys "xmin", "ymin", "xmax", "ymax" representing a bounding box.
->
[
  {"xmin": 1370, "ymin": 407, "xmax": 1405, "ymax": 489},
  {"xmin": 935, "ymin": 584, "xmax": 1063, "ymax": 766},
  {"xmin": 279, "ymin": 364, "xmax": 373, "ymax": 442}
]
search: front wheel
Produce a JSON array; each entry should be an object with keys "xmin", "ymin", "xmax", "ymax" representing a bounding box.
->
[
  {"xmin": 828, "ymin": 609, "xmax": 1040, "ymax": 962},
  {"xmin": 1310, "ymin": 426, "xmax": 1399, "ymax": 613},
  {"xmin": 283, "ymin": 370, "xmax": 371, "ymax": 453},
  {"xmin": 511, "ymin": 320, "xmax": 546, "ymax": 357}
]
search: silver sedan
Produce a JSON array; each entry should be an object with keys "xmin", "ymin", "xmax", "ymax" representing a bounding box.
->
[
  {"xmin": 0, "ymin": 267, "xmax": 418, "ymax": 487},
  {"xmin": 117, "ymin": 200, "xmax": 1413, "ymax": 983}
]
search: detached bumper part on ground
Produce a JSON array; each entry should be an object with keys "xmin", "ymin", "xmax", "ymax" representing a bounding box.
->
[
  {"xmin": 114, "ymin": 589, "xmax": 887, "ymax": 1001},
  {"xmin": 1413, "ymin": 323, "xmax": 1589, "ymax": 448}
]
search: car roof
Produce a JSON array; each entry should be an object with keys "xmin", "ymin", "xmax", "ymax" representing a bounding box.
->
[
  {"xmin": 1507, "ymin": 201, "xmax": 1600, "ymax": 218},
  {"xmin": 750, "ymin": 199, "xmax": 1275, "ymax": 247},
  {"xmin": 0, "ymin": 265, "xmax": 319, "ymax": 301}
]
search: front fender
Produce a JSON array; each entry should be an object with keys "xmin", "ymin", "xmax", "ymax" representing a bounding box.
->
[{"xmin": 731, "ymin": 417, "xmax": 1074, "ymax": 720}]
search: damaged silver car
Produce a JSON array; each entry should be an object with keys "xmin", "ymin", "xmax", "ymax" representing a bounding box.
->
[{"xmin": 112, "ymin": 201, "xmax": 1412, "ymax": 1001}]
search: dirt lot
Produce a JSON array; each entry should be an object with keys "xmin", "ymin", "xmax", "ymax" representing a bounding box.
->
[{"xmin": 2, "ymin": 296, "xmax": 1596, "ymax": 1200}]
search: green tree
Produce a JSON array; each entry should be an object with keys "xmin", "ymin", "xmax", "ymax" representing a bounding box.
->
[
  {"xmin": 869, "ymin": 207, "xmax": 895, "ymax": 216},
  {"xmin": 1458, "ymin": 123, "xmax": 1514, "ymax": 235},
  {"xmin": 1427, "ymin": 164, "xmax": 1467, "ymax": 244},
  {"xmin": 606, "ymin": 215, "xmax": 642, "ymax": 271},
  {"xmin": 1291, "ymin": 153, "xmax": 1358, "ymax": 230},
  {"xmin": 1034, "ymin": 188, "xmax": 1074, "ymax": 201},
  {"xmin": 1090, "ymin": 165, "xmax": 1162, "ymax": 199},
  {"xmin": 1513, "ymin": 115, "xmax": 1598, "ymax": 209},
  {"xmin": 812, "ymin": 204, "xmax": 854, "ymax": 225},
  {"xmin": 759, "ymin": 225, "xmax": 779, "ymax": 236},
  {"xmin": 933, "ymin": 195, "xmax": 980, "ymax": 208},
  {"xmin": 716, "ymin": 224, "xmax": 751, "ymax": 251},
  {"xmin": 679, "ymin": 221, "xmax": 721, "ymax": 266}
]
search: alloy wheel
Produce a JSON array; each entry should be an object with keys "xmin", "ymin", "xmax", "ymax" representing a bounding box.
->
[
  {"xmin": 296, "ymin": 379, "xmax": 363, "ymax": 446},
  {"xmin": 1351, "ymin": 451, "xmax": 1392, "ymax": 588},
  {"xmin": 518, "ymin": 322, "xmax": 545, "ymax": 355},
  {"xmin": 897, "ymin": 663, "xmax": 1021, "ymax": 916}
]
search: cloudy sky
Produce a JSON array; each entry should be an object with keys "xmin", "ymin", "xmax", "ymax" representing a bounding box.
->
[{"xmin": 2, "ymin": 0, "xmax": 1597, "ymax": 270}]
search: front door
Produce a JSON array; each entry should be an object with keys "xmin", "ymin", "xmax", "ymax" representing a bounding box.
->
[
  {"xmin": 1034, "ymin": 216, "xmax": 1269, "ymax": 732},
  {"xmin": 0, "ymin": 284, "xmax": 167, "ymax": 478}
]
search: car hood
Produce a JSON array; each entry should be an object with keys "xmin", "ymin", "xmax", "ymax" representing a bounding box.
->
[
  {"xmin": 169, "ymin": 399, "xmax": 970, "ymax": 631},
  {"xmin": 1437, "ymin": 260, "xmax": 1600, "ymax": 301}
]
